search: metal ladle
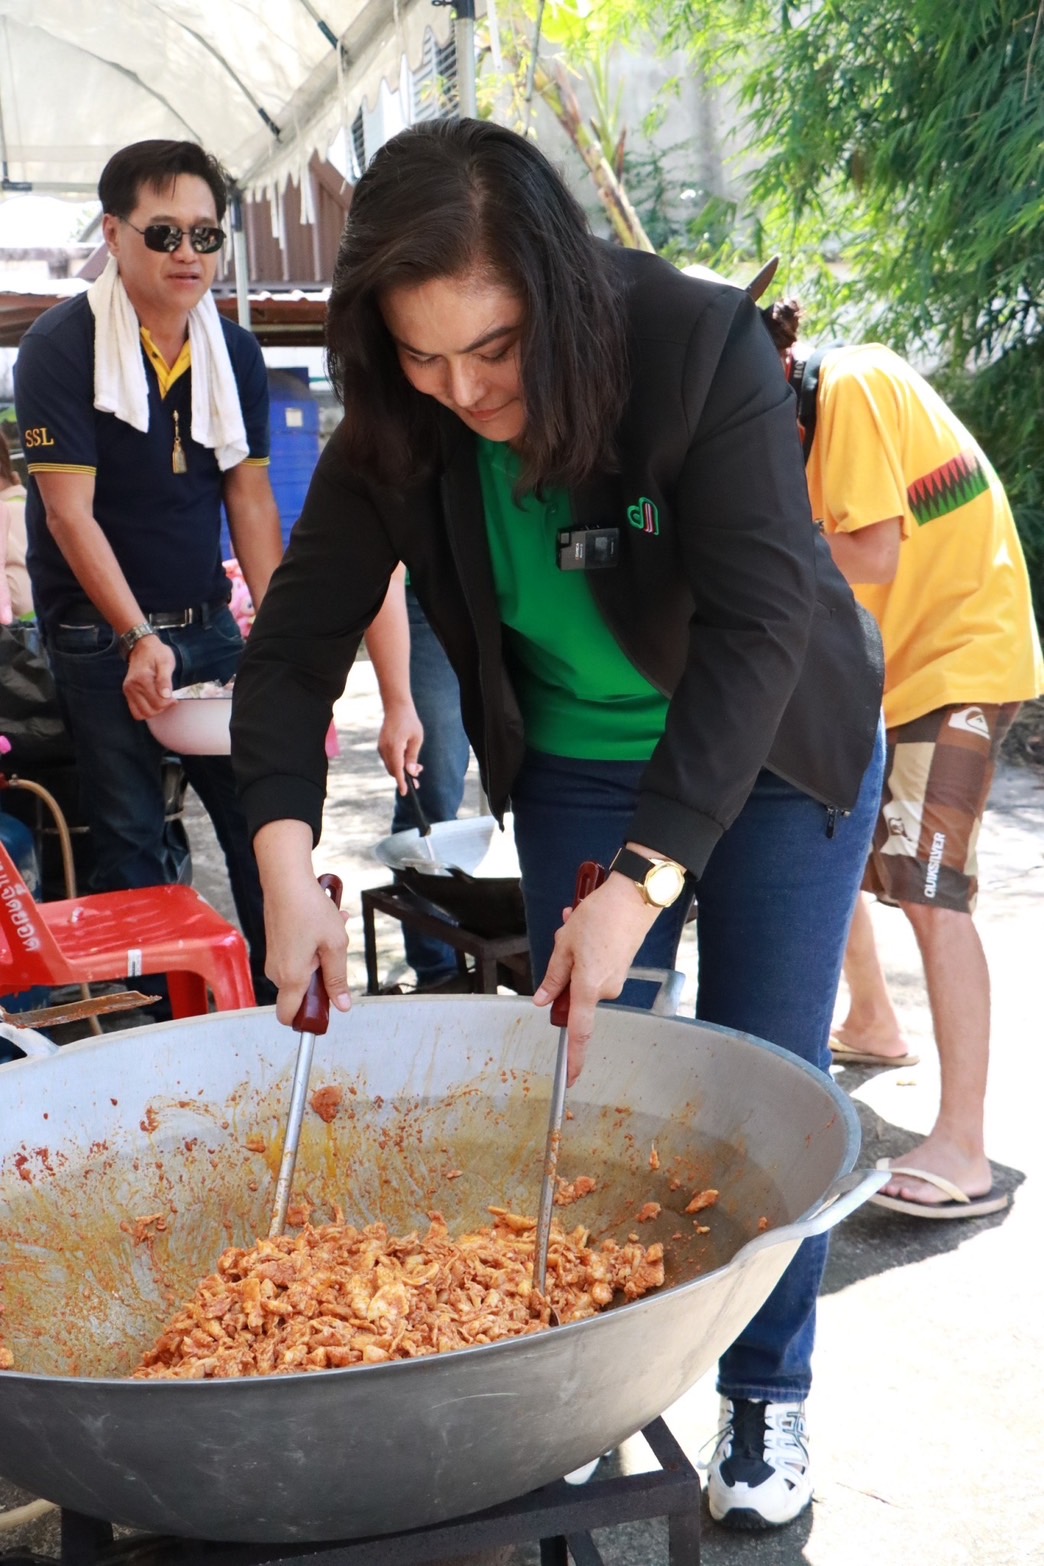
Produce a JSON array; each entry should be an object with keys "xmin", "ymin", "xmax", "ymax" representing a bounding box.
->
[
  {"xmin": 269, "ymin": 872, "xmax": 343, "ymax": 1237},
  {"xmin": 533, "ymin": 860, "xmax": 606, "ymax": 1315}
]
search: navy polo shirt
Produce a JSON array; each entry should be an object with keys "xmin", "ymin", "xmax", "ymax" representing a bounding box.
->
[{"xmin": 14, "ymin": 292, "xmax": 271, "ymax": 632}]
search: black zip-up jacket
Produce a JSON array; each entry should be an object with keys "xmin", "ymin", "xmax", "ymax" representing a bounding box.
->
[{"xmin": 233, "ymin": 246, "xmax": 884, "ymax": 878}]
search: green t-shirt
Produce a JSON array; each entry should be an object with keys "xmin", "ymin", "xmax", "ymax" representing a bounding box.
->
[{"xmin": 476, "ymin": 439, "xmax": 669, "ymax": 759}]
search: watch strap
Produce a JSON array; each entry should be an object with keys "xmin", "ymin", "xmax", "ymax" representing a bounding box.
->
[
  {"xmin": 608, "ymin": 847, "xmax": 687, "ymax": 907},
  {"xmin": 609, "ymin": 847, "xmax": 661, "ymax": 885}
]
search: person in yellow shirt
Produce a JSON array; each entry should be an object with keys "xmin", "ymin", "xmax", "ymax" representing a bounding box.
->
[{"xmin": 763, "ymin": 300, "xmax": 1044, "ymax": 1218}]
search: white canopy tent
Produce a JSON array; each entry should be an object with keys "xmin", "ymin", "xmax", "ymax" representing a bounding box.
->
[{"xmin": 0, "ymin": 0, "xmax": 459, "ymax": 203}]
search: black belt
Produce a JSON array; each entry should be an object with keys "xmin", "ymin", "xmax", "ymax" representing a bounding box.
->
[
  {"xmin": 60, "ymin": 600, "xmax": 228, "ymax": 630},
  {"xmin": 147, "ymin": 604, "xmax": 223, "ymax": 629}
]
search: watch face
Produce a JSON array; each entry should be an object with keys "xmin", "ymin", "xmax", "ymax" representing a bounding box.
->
[{"xmin": 646, "ymin": 860, "xmax": 685, "ymax": 907}]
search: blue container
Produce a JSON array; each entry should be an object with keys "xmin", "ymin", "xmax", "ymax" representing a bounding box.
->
[
  {"xmin": 220, "ymin": 368, "xmax": 321, "ymax": 558},
  {"xmin": 268, "ymin": 368, "xmax": 321, "ymax": 549},
  {"xmin": 0, "ymin": 808, "xmax": 46, "ymax": 1049}
]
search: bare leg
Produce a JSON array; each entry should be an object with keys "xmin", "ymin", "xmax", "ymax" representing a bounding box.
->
[
  {"xmin": 879, "ymin": 903, "xmax": 994, "ymax": 1204},
  {"xmin": 831, "ymin": 894, "xmax": 915, "ymax": 1060}
]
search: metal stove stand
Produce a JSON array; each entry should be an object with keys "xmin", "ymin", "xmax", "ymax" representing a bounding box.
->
[
  {"xmin": 1, "ymin": 1418, "xmax": 699, "ymax": 1566},
  {"xmin": 360, "ymin": 883, "xmax": 532, "ymax": 996}
]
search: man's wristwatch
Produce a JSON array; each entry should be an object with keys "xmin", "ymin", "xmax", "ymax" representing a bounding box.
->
[
  {"xmin": 609, "ymin": 848, "xmax": 688, "ymax": 909},
  {"xmin": 118, "ymin": 622, "xmax": 157, "ymax": 659}
]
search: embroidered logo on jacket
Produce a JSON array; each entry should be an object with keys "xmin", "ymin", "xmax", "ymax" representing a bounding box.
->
[
  {"xmin": 627, "ymin": 497, "xmax": 660, "ymax": 535},
  {"xmin": 907, "ymin": 450, "xmax": 988, "ymax": 526}
]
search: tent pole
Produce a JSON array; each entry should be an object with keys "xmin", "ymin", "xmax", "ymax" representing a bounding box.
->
[{"xmin": 229, "ymin": 191, "xmax": 252, "ymax": 331}]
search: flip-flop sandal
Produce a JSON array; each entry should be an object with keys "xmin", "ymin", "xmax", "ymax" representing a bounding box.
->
[
  {"xmin": 869, "ymin": 1159, "xmax": 1009, "ymax": 1220},
  {"xmin": 830, "ymin": 1036, "xmax": 920, "ymax": 1068}
]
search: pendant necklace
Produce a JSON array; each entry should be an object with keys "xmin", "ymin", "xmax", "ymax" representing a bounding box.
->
[{"xmin": 172, "ymin": 410, "xmax": 188, "ymax": 474}]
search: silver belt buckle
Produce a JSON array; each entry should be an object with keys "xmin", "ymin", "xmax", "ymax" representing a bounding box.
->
[{"xmin": 148, "ymin": 609, "xmax": 193, "ymax": 629}]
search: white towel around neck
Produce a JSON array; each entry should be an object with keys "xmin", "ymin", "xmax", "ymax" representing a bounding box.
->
[{"xmin": 87, "ymin": 256, "xmax": 249, "ymax": 471}]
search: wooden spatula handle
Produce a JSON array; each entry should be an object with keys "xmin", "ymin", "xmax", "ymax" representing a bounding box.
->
[{"xmin": 290, "ymin": 873, "xmax": 343, "ymax": 1036}]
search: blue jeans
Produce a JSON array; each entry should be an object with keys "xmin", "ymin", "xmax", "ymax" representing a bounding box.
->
[
  {"xmin": 389, "ymin": 589, "xmax": 470, "ymax": 985},
  {"xmin": 45, "ymin": 607, "xmax": 272, "ymax": 1003},
  {"xmin": 511, "ymin": 731, "xmax": 884, "ymax": 1400}
]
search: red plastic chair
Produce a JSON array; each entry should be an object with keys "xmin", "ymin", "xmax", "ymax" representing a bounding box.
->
[{"xmin": 0, "ymin": 841, "xmax": 255, "ymax": 1016}]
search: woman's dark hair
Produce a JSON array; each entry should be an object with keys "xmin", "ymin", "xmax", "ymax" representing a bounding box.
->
[
  {"xmin": 0, "ymin": 429, "xmax": 17, "ymax": 488},
  {"xmin": 98, "ymin": 140, "xmax": 229, "ymax": 222},
  {"xmin": 760, "ymin": 297, "xmax": 804, "ymax": 355},
  {"xmin": 326, "ymin": 117, "xmax": 629, "ymax": 492}
]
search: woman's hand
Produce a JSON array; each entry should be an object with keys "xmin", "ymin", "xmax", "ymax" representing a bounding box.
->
[
  {"xmin": 253, "ymin": 821, "xmax": 351, "ymax": 1026},
  {"xmin": 532, "ymin": 875, "xmax": 660, "ymax": 1085},
  {"xmin": 376, "ymin": 696, "xmax": 424, "ymax": 793}
]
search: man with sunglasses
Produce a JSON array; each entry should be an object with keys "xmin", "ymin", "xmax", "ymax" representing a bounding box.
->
[{"xmin": 14, "ymin": 140, "xmax": 283, "ymax": 1007}]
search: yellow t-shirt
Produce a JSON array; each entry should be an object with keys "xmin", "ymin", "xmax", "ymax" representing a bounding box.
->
[{"xmin": 805, "ymin": 344, "xmax": 1044, "ymax": 728}]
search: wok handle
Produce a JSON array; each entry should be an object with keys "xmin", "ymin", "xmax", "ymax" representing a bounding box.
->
[
  {"xmin": 628, "ymin": 967, "xmax": 685, "ymax": 1017},
  {"xmin": 550, "ymin": 861, "xmax": 607, "ymax": 1027},
  {"xmin": 403, "ymin": 771, "xmax": 433, "ymax": 837},
  {"xmin": 732, "ymin": 1168, "xmax": 890, "ymax": 1264},
  {"xmin": 290, "ymin": 874, "xmax": 343, "ymax": 1037},
  {"xmin": 0, "ymin": 1021, "xmax": 59, "ymax": 1060}
]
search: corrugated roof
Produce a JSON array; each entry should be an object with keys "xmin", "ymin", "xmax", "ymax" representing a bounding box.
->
[{"xmin": 0, "ymin": 289, "xmax": 329, "ymax": 349}]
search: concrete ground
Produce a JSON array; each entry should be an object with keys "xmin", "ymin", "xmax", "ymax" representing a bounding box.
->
[{"xmin": 2, "ymin": 660, "xmax": 1042, "ymax": 1565}]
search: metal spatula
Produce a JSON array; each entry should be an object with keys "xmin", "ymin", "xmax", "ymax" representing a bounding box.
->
[
  {"xmin": 533, "ymin": 859, "xmax": 606, "ymax": 1309},
  {"xmin": 269, "ymin": 872, "xmax": 343, "ymax": 1237}
]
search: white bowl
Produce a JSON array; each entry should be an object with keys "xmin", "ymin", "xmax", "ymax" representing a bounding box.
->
[{"xmin": 146, "ymin": 694, "xmax": 232, "ymax": 755}]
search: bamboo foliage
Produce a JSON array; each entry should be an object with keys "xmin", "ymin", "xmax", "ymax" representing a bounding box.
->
[
  {"xmin": 531, "ymin": 59, "xmax": 654, "ymax": 250},
  {"xmin": 489, "ymin": 1, "xmax": 655, "ymax": 250},
  {"xmin": 612, "ymin": 0, "xmax": 1044, "ymax": 608}
]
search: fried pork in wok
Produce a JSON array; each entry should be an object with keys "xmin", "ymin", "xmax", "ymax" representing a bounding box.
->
[{"xmin": 134, "ymin": 1208, "xmax": 665, "ymax": 1380}]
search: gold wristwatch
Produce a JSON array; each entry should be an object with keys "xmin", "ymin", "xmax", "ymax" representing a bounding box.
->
[{"xmin": 609, "ymin": 848, "xmax": 687, "ymax": 909}]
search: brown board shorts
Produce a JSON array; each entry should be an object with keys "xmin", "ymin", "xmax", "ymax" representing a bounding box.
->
[{"xmin": 864, "ymin": 702, "xmax": 1020, "ymax": 913}]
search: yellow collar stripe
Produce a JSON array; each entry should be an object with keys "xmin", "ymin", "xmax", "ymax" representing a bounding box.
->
[{"xmin": 139, "ymin": 329, "xmax": 191, "ymax": 397}]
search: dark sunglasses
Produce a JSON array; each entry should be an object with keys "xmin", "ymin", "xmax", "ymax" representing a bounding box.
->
[{"xmin": 123, "ymin": 219, "xmax": 225, "ymax": 255}]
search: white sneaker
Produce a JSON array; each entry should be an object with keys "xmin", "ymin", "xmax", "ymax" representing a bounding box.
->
[
  {"xmin": 706, "ymin": 1397, "xmax": 812, "ymax": 1529},
  {"xmin": 562, "ymin": 1447, "xmax": 616, "ymax": 1484},
  {"xmin": 562, "ymin": 1457, "xmax": 602, "ymax": 1485}
]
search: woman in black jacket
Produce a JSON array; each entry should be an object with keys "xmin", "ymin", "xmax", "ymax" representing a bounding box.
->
[{"xmin": 232, "ymin": 117, "xmax": 884, "ymax": 1531}]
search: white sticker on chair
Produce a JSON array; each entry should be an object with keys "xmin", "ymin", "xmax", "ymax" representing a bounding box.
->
[{"xmin": 127, "ymin": 949, "xmax": 143, "ymax": 977}]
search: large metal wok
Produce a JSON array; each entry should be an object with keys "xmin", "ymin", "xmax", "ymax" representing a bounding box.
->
[
  {"xmin": 373, "ymin": 812, "xmax": 526, "ymax": 935},
  {"xmin": 0, "ymin": 999, "xmax": 880, "ymax": 1543}
]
